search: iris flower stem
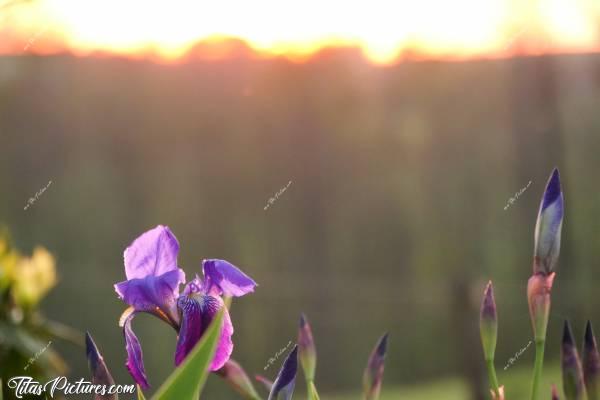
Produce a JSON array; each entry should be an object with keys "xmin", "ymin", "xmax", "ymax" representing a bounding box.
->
[
  {"xmin": 307, "ymin": 380, "xmax": 314, "ymax": 400},
  {"xmin": 485, "ymin": 358, "xmax": 500, "ymax": 397},
  {"xmin": 530, "ymin": 339, "xmax": 546, "ymax": 400}
]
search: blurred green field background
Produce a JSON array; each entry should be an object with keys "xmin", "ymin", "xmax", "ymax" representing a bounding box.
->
[
  {"xmin": 327, "ymin": 364, "xmax": 561, "ymax": 400},
  {"xmin": 1, "ymin": 48, "xmax": 600, "ymax": 398}
]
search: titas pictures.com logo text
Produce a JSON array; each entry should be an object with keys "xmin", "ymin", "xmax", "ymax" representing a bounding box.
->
[{"xmin": 7, "ymin": 376, "xmax": 135, "ymax": 398}]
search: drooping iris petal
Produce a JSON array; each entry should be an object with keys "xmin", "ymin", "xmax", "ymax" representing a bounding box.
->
[
  {"xmin": 115, "ymin": 269, "xmax": 185, "ymax": 321},
  {"xmin": 202, "ymin": 259, "xmax": 257, "ymax": 297},
  {"xmin": 268, "ymin": 345, "xmax": 298, "ymax": 400},
  {"xmin": 121, "ymin": 311, "xmax": 149, "ymax": 389},
  {"xmin": 174, "ymin": 294, "xmax": 234, "ymax": 371},
  {"xmin": 534, "ymin": 168, "xmax": 564, "ymax": 275},
  {"xmin": 124, "ymin": 225, "xmax": 180, "ymax": 280}
]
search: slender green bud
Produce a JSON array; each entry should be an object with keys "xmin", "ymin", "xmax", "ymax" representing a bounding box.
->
[
  {"xmin": 480, "ymin": 281, "xmax": 498, "ymax": 361},
  {"xmin": 216, "ymin": 359, "xmax": 261, "ymax": 400},
  {"xmin": 363, "ymin": 333, "xmax": 388, "ymax": 400},
  {"xmin": 562, "ymin": 321, "xmax": 585, "ymax": 400},
  {"xmin": 583, "ymin": 321, "xmax": 600, "ymax": 400},
  {"xmin": 298, "ymin": 313, "xmax": 317, "ymax": 383}
]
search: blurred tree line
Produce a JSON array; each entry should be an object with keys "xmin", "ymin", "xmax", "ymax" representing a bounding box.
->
[{"xmin": 0, "ymin": 47, "xmax": 599, "ymax": 398}]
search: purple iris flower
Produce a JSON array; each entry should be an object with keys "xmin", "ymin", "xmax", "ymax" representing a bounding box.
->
[{"xmin": 114, "ymin": 226, "xmax": 257, "ymax": 388}]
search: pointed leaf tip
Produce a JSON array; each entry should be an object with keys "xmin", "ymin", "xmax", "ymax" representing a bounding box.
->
[
  {"xmin": 152, "ymin": 310, "xmax": 224, "ymax": 400},
  {"xmin": 298, "ymin": 313, "xmax": 317, "ymax": 383},
  {"xmin": 583, "ymin": 321, "xmax": 600, "ymax": 400},
  {"xmin": 85, "ymin": 332, "xmax": 117, "ymax": 400},
  {"xmin": 363, "ymin": 334, "xmax": 388, "ymax": 400},
  {"xmin": 561, "ymin": 320, "xmax": 585, "ymax": 400},
  {"xmin": 299, "ymin": 313, "xmax": 307, "ymax": 328},
  {"xmin": 585, "ymin": 321, "xmax": 597, "ymax": 351},
  {"xmin": 376, "ymin": 333, "xmax": 389, "ymax": 358},
  {"xmin": 563, "ymin": 320, "xmax": 575, "ymax": 347}
]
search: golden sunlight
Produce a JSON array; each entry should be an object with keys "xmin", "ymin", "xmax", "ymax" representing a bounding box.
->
[{"xmin": 1, "ymin": 0, "xmax": 599, "ymax": 63}]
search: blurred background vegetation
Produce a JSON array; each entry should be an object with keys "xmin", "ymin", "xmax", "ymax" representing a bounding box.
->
[{"xmin": 0, "ymin": 48, "xmax": 599, "ymax": 399}]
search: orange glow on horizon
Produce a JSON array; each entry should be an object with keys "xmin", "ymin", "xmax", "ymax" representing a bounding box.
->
[{"xmin": 0, "ymin": 0, "xmax": 599, "ymax": 64}]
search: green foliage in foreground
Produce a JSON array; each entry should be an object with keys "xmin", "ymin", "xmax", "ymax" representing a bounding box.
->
[{"xmin": 150, "ymin": 311, "xmax": 223, "ymax": 400}]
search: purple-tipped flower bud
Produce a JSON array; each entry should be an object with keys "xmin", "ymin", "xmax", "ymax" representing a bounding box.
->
[
  {"xmin": 85, "ymin": 332, "xmax": 117, "ymax": 400},
  {"xmin": 534, "ymin": 168, "xmax": 564, "ymax": 275},
  {"xmin": 583, "ymin": 321, "xmax": 600, "ymax": 400},
  {"xmin": 298, "ymin": 313, "xmax": 317, "ymax": 383},
  {"xmin": 562, "ymin": 321, "xmax": 585, "ymax": 400},
  {"xmin": 552, "ymin": 384, "xmax": 560, "ymax": 400},
  {"xmin": 480, "ymin": 281, "xmax": 498, "ymax": 361},
  {"xmin": 216, "ymin": 359, "xmax": 261, "ymax": 400},
  {"xmin": 528, "ymin": 272, "xmax": 555, "ymax": 341},
  {"xmin": 363, "ymin": 333, "xmax": 388, "ymax": 400},
  {"xmin": 268, "ymin": 345, "xmax": 298, "ymax": 400}
]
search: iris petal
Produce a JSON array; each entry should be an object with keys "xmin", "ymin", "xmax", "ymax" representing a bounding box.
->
[
  {"xmin": 121, "ymin": 311, "xmax": 149, "ymax": 389},
  {"xmin": 115, "ymin": 269, "xmax": 185, "ymax": 323},
  {"xmin": 174, "ymin": 294, "xmax": 234, "ymax": 371},
  {"xmin": 124, "ymin": 225, "xmax": 180, "ymax": 280},
  {"xmin": 174, "ymin": 296, "xmax": 203, "ymax": 366},
  {"xmin": 202, "ymin": 259, "xmax": 257, "ymax": 297}
]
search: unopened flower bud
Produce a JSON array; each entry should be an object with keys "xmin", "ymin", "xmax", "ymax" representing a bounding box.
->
[
  {"xmin": 562, "ymin": 320, "xmax": 585, "ymax": 400},
  {"xmin": 480, "ymin": 281, "xmax": 498, "ymax": 361},
  {"xmin": 583, "ymin": 321, "xmax": 600, "ymax": 400}
]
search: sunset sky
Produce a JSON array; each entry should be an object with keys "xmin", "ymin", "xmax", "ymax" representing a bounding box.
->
[{"xmin": 1, "ymin": 0, "xmax": 599, "ymax": 63}]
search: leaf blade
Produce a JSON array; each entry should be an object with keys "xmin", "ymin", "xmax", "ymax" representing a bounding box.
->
[{"xmin": 151, "ymin": 310, "xmax": 223, "ymax": 400}]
